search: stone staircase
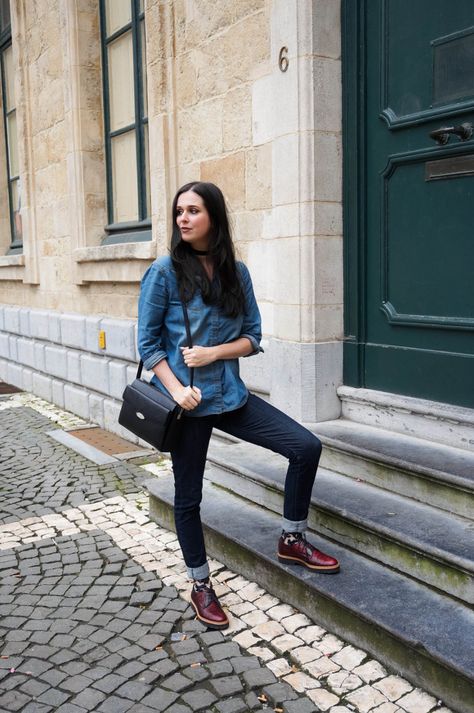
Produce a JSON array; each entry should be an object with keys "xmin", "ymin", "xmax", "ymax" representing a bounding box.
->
[{"xmin": 146, "ymin": 402, "xmax": 474, "ymax": 713}]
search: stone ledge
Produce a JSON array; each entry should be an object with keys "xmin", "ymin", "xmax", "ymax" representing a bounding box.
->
[
  {"xmin": 339, "ymin": 385, "xmax": 474, "ymax": 425},
  {"xmin": 73, "ymin": 241, "xmax": 157, "ymax": 263},
  {"xmin": 0, "ymin": 254, "xmax": 25, "ymax": 267},
  {"xmin": 75, "ymin": 259, "xmax": 152, "ymax": 283},
  {"xmin": 73, "ymin": 242, "xmax": 158, "ymax": 284},
  {"xmin": 339, "ymin": 386, "xmax": 474, "ymax": 452},
  {"xmin": 0, "ymin": 253, "xmax": 26, "ymax": 281}
]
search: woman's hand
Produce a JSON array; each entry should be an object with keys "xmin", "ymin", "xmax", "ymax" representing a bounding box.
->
[
  {"xmin": 171, "ymin": 384, "xmax": 202, "ymax": 411},
  {"xmin": 181, "ymin": 346, "xmax": 217, "ymax": 368}
]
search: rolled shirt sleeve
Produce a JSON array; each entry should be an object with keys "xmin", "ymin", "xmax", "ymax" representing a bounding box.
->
[
  {"xmin": 238, "ymin": 263, "xmax": 264, "ymax": 357},
  {"xmin": 137, "ymin": 262, "xmax": 169, "ymax": 370}
]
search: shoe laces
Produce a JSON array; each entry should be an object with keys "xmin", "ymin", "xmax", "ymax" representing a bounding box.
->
[
  {"xmin": 283, "ymin": 531, "xmax": 313, "ymax": 556},
  {"xmin": 193, "ymin": 581, "xmax": 219, "ymax": 606}
]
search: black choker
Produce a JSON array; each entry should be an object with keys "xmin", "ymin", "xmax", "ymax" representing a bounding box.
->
[{"xmin": 190, "ymin": 247, "xmax": 210, "ymax": 256}]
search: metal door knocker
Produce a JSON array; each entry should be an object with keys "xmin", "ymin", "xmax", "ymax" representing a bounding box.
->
[{"xmin": 429, "ymin": 122, "xmax": 473, "ymax": 145}]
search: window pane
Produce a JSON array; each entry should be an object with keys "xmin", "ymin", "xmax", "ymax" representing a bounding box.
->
[
  {"xmin": 111, "ymin": 130, "xmax": 138, "ymax": 223},
  {"xmin": 11, "ymin": 178, "xmax": 22, "ymax": 242},
  {"xmin": 141, "ymin": 19, "xmax": 147, "ymax": 118},
  {"xmin": 139, "ymin": 0, "xmax": 144, "ymax": 14},
  {"xmin": 108, "ymin": 31, "xmax": 135, "ymax": 131},
  {"xmin": 3, "ymin": 45, "xmax": 15, "ymax": 111},
  {"xmin": 144, "ymin": 123, "xmax": 150, "ymax": 217},
  {"xmin": 7, "ymin": 110, "xmax": 18, "ymax": 177},
  {"xmin": 104, "ymin": 0, "xmax": 131, "ymax": 37},
  {"xmin": 0, "ymin": 0, "xmax": 11, "ymax": 33}
]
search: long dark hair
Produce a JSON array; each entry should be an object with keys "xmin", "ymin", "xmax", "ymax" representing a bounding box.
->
[{"xmin": 170, "ymin": 182, "xmax": 245, "ymax": 318}]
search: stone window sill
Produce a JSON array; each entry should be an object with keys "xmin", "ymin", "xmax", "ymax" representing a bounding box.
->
[
  {"xmin": 73, "ymin": 241, "xmax": 157, "ymax": 284},
  {"xmin": 0, "ymin": 253, "xmax": 25, "ymax": 280}
]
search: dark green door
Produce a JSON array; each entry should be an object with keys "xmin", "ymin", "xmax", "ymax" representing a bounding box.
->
[{"xmin": 343, "ymin": 1, "xmax": 474, "ymax": 408}]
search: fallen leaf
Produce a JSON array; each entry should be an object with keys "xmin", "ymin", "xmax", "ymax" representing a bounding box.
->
[
  {"xmin": 274, "ymin": 708, "xmax": 284, "ymax": 713},
  {"xmin": 258, "ymin": 694, "xmax": 268, "ymax": 703},
  {"xmin": 155, "ymin": 646, "xmax": 163, "ymax": 650},
  {"xmin": 290, "ymin": 664, "xmax": 299, "ymax": 672}
]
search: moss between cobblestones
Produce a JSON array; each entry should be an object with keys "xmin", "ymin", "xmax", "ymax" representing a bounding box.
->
[{"xmin": 109, "ymin": 475, "xmax": 128, "ymax": 496}]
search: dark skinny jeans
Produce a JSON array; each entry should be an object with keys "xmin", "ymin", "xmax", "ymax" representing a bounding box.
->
[{"xmin": 170, "ymin": 393, "xmax": 322, "ymax": 580}]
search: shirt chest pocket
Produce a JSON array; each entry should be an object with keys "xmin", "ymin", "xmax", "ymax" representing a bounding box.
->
[
  {"xmin": 186, "ymin": 294, "xmax": 205, "ymax": 314},
  {"xmin": 168, "ymin": 295, "xmax": 203, "ymax": 315},
  {"xmin": 166, "ymin": 298, "xmax": 209, "ymax": 349}
]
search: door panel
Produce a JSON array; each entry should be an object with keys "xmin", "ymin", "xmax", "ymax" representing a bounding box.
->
[
  {"xmin": 349, "ymin": 0, "xmax": 474, "ymax": 408},
  {"xmin": 380, "ymin": 1, "xmax": 474, "ymax": 126},
  {"xmin": 382, "ymin": 151, "xmax": 474, "ymax": 328}
]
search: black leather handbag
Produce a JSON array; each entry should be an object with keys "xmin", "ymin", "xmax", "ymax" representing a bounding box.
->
[{"xmin": 118, "ymin": 303, "xmax": 194, "ymax": 452}]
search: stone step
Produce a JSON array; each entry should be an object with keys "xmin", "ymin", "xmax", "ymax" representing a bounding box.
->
[
  {"xmin": 337, "ymin": 386, "xmax": 474, "ymax": 453},
  {"xmin": 314, "ymin": 420, "xmax": 474, "ymax": 521},
  {"xmin": 205, "ymin": 440, "xmax": 474, "ymax": 605},
  {"xmin": 145, "ymin": 475, "xmax": 474, "ymax": 713}
]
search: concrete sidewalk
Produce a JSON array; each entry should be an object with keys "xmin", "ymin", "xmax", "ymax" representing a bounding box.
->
[{"xmin": 0, "ymin": 391, "xmax": 454, "ymax": 713}]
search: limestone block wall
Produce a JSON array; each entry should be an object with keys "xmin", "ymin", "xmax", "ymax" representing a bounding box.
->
[
  {"xmin": 0, "ymin": 305, "xmax": 141, "ymax": 441},
  {"xmin": 0, "ymin": 0, "xmax": 275, "ymax": 315},
  {"xmin": 146, "ymin": 0, "xmax": 273, "ymax": 283}
]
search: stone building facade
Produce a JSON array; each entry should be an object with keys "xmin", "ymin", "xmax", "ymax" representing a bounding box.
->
[{"xmin": 0, "ymin": 0, "xmax": 343, "ymax": 438}]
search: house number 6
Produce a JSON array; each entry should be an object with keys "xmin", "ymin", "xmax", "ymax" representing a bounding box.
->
[{"xmin": 279, "ymin": 46, "xmax": 289, "ymax": 72}]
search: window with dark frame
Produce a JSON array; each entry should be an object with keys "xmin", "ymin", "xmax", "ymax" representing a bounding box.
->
[
  {"xmin": 99, "ymin": 0, "xmax": 151, "ymax": 245},
  {"xmin": 0, "ymin": 0, "xmax": 22, "ymax": 254}
]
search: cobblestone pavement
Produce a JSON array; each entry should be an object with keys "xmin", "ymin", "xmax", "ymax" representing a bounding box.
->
[{"xmin": 0, "ymin": 392, "xmax": 454, "ymax": 713}]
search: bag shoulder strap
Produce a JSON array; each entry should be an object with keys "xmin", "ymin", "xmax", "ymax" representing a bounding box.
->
[
  {"xmin": 180, "ymin": 301, "xmax": 194, "ymax": 388},
  {"xmin": 137, "ymin": 299, "xmax": 194, "ymax": 387}
]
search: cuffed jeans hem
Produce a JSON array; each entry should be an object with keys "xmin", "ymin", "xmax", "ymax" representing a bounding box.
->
[
  {"xmin": 282, "ymin": 518, "xmax": 307, "ymax": 533},
  {"xmin": 186, "ymin": 561, "xmax": 210, "ymax": 581}
]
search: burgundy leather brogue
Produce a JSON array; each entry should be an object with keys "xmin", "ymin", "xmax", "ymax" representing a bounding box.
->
[
  {"xmin": 190, "ymin": 581, "xmax": 229, "ymax": 630},
  {"xmin": 278, "ymin": 532, "xmax": 340, "ymax": 573}
]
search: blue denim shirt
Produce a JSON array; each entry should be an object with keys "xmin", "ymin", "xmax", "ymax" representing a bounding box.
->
[{"xmin": 137, "ymin": 255, "xmax": 262, "ymax": 416}]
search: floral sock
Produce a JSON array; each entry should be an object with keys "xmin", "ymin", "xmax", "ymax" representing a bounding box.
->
[
  {"xmin": 193, "ymin": 576, "xmax": 210, "ymax": 590},
  {"xmin": 282, "ymin": 530, "xmax": 304, "ymax": 545}
]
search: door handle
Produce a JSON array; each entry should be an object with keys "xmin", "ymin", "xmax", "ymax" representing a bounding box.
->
[{"xmin": 429, "ymin": 122, "xmax": 472, "ymax": 145}]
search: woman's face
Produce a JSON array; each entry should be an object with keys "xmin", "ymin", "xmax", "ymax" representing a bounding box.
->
[{"xmin": 176, "ymin": 191, "xmax": 212, "ymax": 251}]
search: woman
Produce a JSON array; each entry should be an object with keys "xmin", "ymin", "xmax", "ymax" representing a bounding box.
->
[{"xmin": 138, "ymin": 182, "xmax": 339, "ymax": 630}]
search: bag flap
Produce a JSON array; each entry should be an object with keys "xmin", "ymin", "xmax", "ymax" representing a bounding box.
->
[{"xmin": 123, "ymin": 379, "xmax": 177, "ymax": 412}]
